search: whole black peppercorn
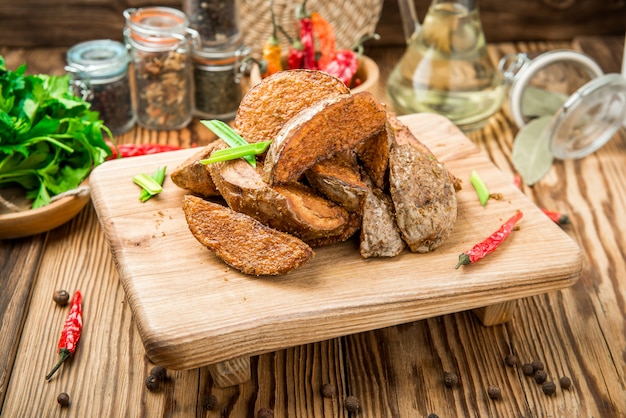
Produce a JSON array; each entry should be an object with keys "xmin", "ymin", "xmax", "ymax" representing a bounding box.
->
[
  {"xmin": 531, "ymin": 360, "xmax": 544, "ymax": 372},
  {"xmin": 53, "ymin": 290, "xmax": 70, "ymax": 306},
  {"xmin": 487, "ymin": 385, "xmax": 501, "ymax": 400},
  {"xmin": 521, "ymin": 363, "xmax": 534, "ymax": 376},
  {"xmin": 257, "ymin": 407, "xmax": 274, "ymax": 418},
  {"xmin": 150, "ymin": 365, "xmax": 167, "ymax": 381},
  {"xmin": 427, "ymin": 414, "xmax": 439, "ymax": 418},
  {"xmin": 559, "ymin": 376, "xmax": 572, "ymax": 390},
  {"xmin": 504, "ymin": 354, "xmax": 518, "ymax": 367},
  {"xmin": 145, "ymin": 374, "xmax": 160, "ymax": 392},
  {"xmin": 534, "ymin": 369, "xmax": 548, "ymax": 384},
  {"xmin": 344, "ymin": 395, "xmax": 360, "ymax": 413},
  {"xmin": 542, "ymin": 381, "xmax": 556, "ymax": 396},
  {"xmin": 202, "ymin": 393, "xmax": 218, "ymax": 410},
  {"xmin": 57, "ymin": 392, "xmax": 70, "ymax": 407},
  {"xmin": 443, "ymin": 371, "xmax": 459, "ymax": 388},
  {"xmin": 321, "ymin": 383, "xmax": 337, "ymax": 398}
]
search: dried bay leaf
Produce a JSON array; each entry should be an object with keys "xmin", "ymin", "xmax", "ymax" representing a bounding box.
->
[
  {"xmin": 512, "ymin": 115, "xmax": 554, "ymax": 186},
  {"xmin": 521, "ymin": 87, "xmax": 568, "ymax": 119}
]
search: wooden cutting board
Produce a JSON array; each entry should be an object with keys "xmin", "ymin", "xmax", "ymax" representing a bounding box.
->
[{"xmin": 90, "ymin": 113, "xmax": 583, "ymax": 371}]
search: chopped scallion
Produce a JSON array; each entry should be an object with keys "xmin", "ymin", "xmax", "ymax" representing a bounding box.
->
[
  {"xmin": 138, "ymin": 166, "xmax": 167, "ymax": 202},
  {"xmin": 200, "ymin": 141, "xmax": 272, "ymax": 165},
  {"xmin": 201, "ymin": 119, "xmax": 256, "ymax": 167},
  {"xmin": 133, "ymin": 171, "xmax": 163, "ymax": 200},
  {"xmin": 470, "ymin": 170, "xmax": 490, "ymax": 206}
]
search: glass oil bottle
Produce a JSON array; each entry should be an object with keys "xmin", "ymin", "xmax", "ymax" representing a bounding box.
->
[{"xmin": 387, "ymin": 0, "xmax": 505, "ymax": 131}]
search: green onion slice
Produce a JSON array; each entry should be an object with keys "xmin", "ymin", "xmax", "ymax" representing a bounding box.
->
[
  {"xmin": 133, "ymin": 172, "xmax": 163, "ymax": 197},
  {"xmin": 470, "ymin": 169, "xmax": 490, "ymax": 206},
  {"xmin": 200, "ymin": 141, "xmax": 272, "ymax": 165},
  {"xmin": 138, "ymin": 166, "xmax": 167, "ymax": 202},
  {"xmin": 201, "ymin": 120, "xmax": 256, "ymax": 167}
]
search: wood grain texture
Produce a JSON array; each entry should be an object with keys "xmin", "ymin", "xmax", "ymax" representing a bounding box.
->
[
  {"xmin": 88, "ymin": 113, "xmax": 582, "ymax": 371},
  {"xmin": 1, "ymin": 37, "xmax": 625, "ymax": 417},
  {"xmin": 1, "ymin": 0, "xmax": 625, "ymax": 48}
]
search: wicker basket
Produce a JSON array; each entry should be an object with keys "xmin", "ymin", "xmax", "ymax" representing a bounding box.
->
[{"xmin": 239, "ymin": 0, "xmax": 384, "ymax": 59}]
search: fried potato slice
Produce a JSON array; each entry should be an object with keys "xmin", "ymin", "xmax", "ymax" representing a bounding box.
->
[
  {"xmin": 263, "ymin": 92, "xmax": 387, "ymax": 185},
  {"xmin": 183, "ymin": 195, "xmax": 314, "ymax": 276}
]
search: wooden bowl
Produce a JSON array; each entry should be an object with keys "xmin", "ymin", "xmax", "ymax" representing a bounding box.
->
[
  {"xmin": 249, "ymin": 55, "xmax": 380, "ymax": 95},
  {"xmin": 0, "ymin": 183, "xmax": 90, "ymax": 239}
]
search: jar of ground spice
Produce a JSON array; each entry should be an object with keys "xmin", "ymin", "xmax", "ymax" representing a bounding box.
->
[
  {"xmin": 123, "ymin": 7, "xmax": 200, "ymax": 130},
  {"xmin": 182, "ymin": 0, "xmax": 242, "ymax": 49},
  {"xmin": 66, "ymin": 39, "xmax": 135, "ymax": 135},
  {"xmin": 192, "ymin": 43, "xmax": 251, "ymax": 120}
]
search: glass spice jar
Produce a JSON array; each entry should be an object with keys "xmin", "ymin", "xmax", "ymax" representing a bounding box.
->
[
  {"xmin": 66, "ymin": 39, "xmax": 135, "ymax": 135},
  {"xmin": 182, "ymin": 0, "xmax": 242, "ymax": 49},
  {"xmin": 192, "ymin": 44, "xmax": 251, "ymax": 120},
  {"xmin": 123, "ymin": 7, "xmax": 200, "ymax": 130}
]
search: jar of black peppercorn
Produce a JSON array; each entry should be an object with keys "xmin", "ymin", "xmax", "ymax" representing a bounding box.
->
[
  {"xmin": 66, "ymin": 39, "xmax": 135, "ymax": 135},
  {"xmin": 183, "ymin": 0, "xmax": 242, "ymax": 49},
  {"xmin": 123, "ymin": 7, "xmax": 200, "ymax": 130},
  {"xmin": 192, "ymin": 44, "xmax": 251, "ymax": 120}
]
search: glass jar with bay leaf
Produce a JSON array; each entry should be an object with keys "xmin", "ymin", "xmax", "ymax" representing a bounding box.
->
[
  {"xmin": 123, "ymin": 7, "xmax": 200, "ymax": 130},
  {"xmin": 192, "ymin": 43, "xmax": 251, "ymax": 120},
  {"xmin": 500, "ymin": 50, "xmax": 626, "ymax": 185}
]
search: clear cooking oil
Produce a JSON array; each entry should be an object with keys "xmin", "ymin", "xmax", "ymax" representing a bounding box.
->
[{"xmin": 387, "ymin": 1, "xmax": 504, "ymax": 131}]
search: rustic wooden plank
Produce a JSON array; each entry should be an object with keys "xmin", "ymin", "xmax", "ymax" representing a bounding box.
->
[
  {"xmin": 0, "ymin": 235, "xmax": 45, "ymax": 406},
  {"xmin": 1, "ymin": 0, "xmax": 625, "ymax": 48}
]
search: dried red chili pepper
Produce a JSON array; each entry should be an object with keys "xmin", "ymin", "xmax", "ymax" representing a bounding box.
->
[
  {"xmin": 297, "ymin": 0, "xmax": 317, "ymax": 70},
  {"xmin": 455, "ymin": 211, "xmax": 523, "ymax": 269},
  {"xmin": 311, "ymin": 11, "xmax": 336, "ymax": 69},
  {"xmin": 46, "ymin": 290, "xmax": 83, "ymax": 380},
  {"xmin": 323, "ymin": 50, "xmax": 359, "ymax": 86},
  {"xmin": 108, "ymin": 143, "xmax": 182, "ymax": 159},
  {"xmin": 541, "ymin": 208, "xmax": 570, "ymax": 225},
  {"xmin": 262, "ymin": 0, "xmax": 283, "ymax": 77},
  {"xmin": 323, "ymin": 33, "xmax": 380, "ymax": 87},
  {"xmin": 278, "ymin": 25, "xmax": 305, "ymax": 70}
]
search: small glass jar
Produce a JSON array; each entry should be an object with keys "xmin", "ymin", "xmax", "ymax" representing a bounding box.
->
[
  {"xmin": 66, "ymin": 39, "xmax": 135, "ymax": 135},
  {"xmin": 182, "ymin": 0, "xmax": 242, "ymax": 49},
  {"xmin": 500, "ymin": 50, "xmax": 626, "ymax": 159},
  {"xmin": 192, "ymin": 44, "xmax": 251, "ymax": 120},
  {"xmin": 123, "ymin": 7, "xmax": 199, "ymax": 130}
]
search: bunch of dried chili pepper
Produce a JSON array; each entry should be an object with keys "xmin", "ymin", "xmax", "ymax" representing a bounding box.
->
[
  {"xmin": 455, "ymin": 211, "xmax": 523, "ymax": 269},
  {"xmin": 310, "ymin": 12, "xmax": 336, "ymax": 69},
  {"xmin": 46, "ymin": 290, "xmax": 83, "ymax": 381},
  {"xmin": 278, "ymin": 25, "xmax": 305, "ymax": 70},
  {"xmin": 323, "ymin": 33, "xmax": 380, "ymax": 87},
  {"xmin": 296, "ymin": 0, "xmax": 317, "ymax": 70},
  {"xmin": 261, "ymin": 0, "xmax": 283, "ymax": 78}
]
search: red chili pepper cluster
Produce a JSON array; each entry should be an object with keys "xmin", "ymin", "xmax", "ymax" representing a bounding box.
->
[
  {"xmin": 455, "ymin": 211, "xmax": 523, "ymax": 269},
  {"xmin": 262, "ymin": 0, "xmax": 378, "ymax": 88},
  {"xmin": 107, "ymin": 143, "xmax": 182, "ymax": 159},
  {"xmin": 46, "ymin": 290, "xmax": 83, "ymax": 380}
]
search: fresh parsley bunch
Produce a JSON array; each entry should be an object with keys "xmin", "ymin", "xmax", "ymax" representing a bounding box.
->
[{"xmin": 0, "ymin": 55, "xmax": 113, "ymax": 209}]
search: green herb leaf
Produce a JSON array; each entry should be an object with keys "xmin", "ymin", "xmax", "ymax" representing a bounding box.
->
[
  {"xmin": 470, "ymin": 170, "xmax": 490, "ymax": 206},
  {"xmin": 138, "ymin": 166, "xmax": 167, "ymax": 202},
  {"xmin": 512, "ymin": 115, "xmax": 554, "ymax": 186},
  {"xmin": 0, "ymin": 56, "xmax": 113, "ymax": 208},
  {"xmin": 200, "ymin": 120, "xmax": 256, "ymax": 167},
  {"xmin": 521, "ymin": 87, "xmax": 568, "ymax": 119},
  {"xmin": 133, "ymin": 173, "xmax": 163, "ymax": 197},
  {"xmin": 200, "ymin": 141, "xmax": 272, "ymax": 165}
]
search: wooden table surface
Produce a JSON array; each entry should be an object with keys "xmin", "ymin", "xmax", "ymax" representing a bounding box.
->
[{"xmin": 1, "ymin": 35, "xmax": 625, "ymax": 417}]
